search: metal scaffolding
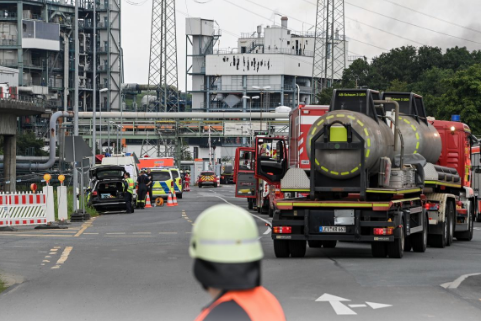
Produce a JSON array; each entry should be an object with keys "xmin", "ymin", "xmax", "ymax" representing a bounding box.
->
[
  {"xmin": 312, "ymin": 0, "xmax": 346, "ymax": 96},
  {"xmin": 148, "ymin": 0, "xmax": 180, "ymax": 112}
]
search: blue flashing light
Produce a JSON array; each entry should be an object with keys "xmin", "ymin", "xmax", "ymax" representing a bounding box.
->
[{"xmin": 451, "ymin": 115, "xmax": 461, "ymax": 122}]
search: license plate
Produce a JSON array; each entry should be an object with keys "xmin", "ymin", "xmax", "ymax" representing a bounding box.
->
[{"xmin": 319, "ymin": 226, "xmax": 346, "ymax": 233}]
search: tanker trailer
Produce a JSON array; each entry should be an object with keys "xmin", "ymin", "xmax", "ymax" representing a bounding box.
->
[{"xmin": 259, "ymin": 89, "xmax": 476, "ymax": 259}]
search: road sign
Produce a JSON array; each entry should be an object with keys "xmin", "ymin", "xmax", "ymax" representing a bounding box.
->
[
  {"xmin": 316, "ymin": 293, "xmax": 391, "ymax": 315},
  {"xmin": 64, "ymin": 136, "xmax": 92, "ymax": 166}
]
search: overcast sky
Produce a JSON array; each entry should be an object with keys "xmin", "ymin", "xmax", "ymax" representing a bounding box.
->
[{"xmin": 121, "ymin": 0, "xmax": 481, "ymax": 91}]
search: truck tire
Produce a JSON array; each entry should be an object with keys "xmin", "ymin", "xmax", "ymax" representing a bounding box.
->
[
  {"xmin": 429, "ymin": 221, "xmax": 447, "ymax": 248},
  {"xmin": 274, "ymin": 240, "xmax": 290, "ymax": 258},
  {"xmin": 387, "ymin": 223, "xmax": 404, "ymax": 258},
  {"xmin": 308, "ymin": 240, "xmax": 323, "ymax": 248},
  {"xmin": 371, "ymin": 243, "xmax": 387, "ymax": 258},
  {"xmin": 446, "ymin": 202, "xmax": 455, "ymax": 246},
  {"xmin": 198, "ymin": 184, "xmax": 202, "ymax": 188},
  {"xmin": 289, "ymin": 241, "xmax": 306, "ymax": 258},
  {"xmin": 322, "ymin": 240, "xmax": 337, "ymax": 248},
  {"xmin": 411, "ymin": 214, "xmax": 428, "ymax": 252},
  {"xmin": 476, "ymin": 212, "xmax": 481, "ymax": 223},
  {"xmin": 404, "ymin": 236, "xmax": 412, "ymax": 252},
  {"xmin": 456, "ymin": 212, "xmax": 474, "ymax": 241}
]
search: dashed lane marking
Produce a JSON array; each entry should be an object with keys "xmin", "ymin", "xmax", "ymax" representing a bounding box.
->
[
  {"xmin": 51, "ymin": 246, "xmax": 73, "ymax": 270},
  {"xmin": 159, "ymin": 232, "xmax": 178, "ymax": 234},
  {"xmin": 133, "ymin": 232, "xmax": 152, "ymax": 235},
  {"xmin": 106, "ymin": 232, "xmax": 126, "ymax": 235},
  {"xmin": 83, "ymin": 232, "xmax": 99, "ymax": 235},
  {"xmin": 0, "ymin": 234, "xmax": 73, "ymax": 238}
]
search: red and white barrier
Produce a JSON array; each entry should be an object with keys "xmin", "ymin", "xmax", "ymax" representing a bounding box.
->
[{"xmin": 0, "ymin": 192, "xmax": 48, "ymax": 227}]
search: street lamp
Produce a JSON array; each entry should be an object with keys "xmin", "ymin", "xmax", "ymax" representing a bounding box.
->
[
  {"xmin": 251, "ymin": 86, "xmax": 271, "ymax": 131},
  {"xmin": 98, "ymin": 88, "xmax": 108, "ymax": 155},
  {"xmin": 242, "ymin": 95, "xmax": 259, "ymax": 143}
]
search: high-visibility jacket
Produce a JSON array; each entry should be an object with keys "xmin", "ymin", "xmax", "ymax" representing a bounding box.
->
[
  {"xmin": 124, "ymin": 178, "xmax": 134, "ymax": 194},
  {"xmin": 194, "ymin": 286, "xmax": 285, "ymax": 321}
]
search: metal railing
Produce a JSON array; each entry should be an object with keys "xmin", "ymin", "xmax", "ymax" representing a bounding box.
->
[
  {"xmin": 0, "ymin": 39, "xmax": 17, "ymax": 46},
  {"xmin": 0, "ymin": 12, "xmax": 17, "ymax": 19},
  {"xmin": 0, "ymin": 59, "xmax": 17, "ymax": 67}
]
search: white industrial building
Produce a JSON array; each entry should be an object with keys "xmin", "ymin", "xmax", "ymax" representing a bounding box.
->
[{"xmin": 186, "ymin": 16, "xmax": 352, "ymax": 112}]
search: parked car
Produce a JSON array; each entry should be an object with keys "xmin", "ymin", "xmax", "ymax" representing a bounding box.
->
[
  {"xmin": 167, "ymin": 167, "xmax": 183, "ymax": 199},
  {"xmin": 88, "ymin": 165, "xmax": 134, "ymax": 214},
  {"xmin": 198, "ymin": 171, "xmax": 218, "ymax": 188},
  {"xmin": 150, "ymin": 168, "xmax": 175, "ymax": 199}
]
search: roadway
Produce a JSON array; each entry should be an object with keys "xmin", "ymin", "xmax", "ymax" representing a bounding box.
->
[{"xmin": 0, "ymin": 185, "xmax": 480, "ymax": 320}]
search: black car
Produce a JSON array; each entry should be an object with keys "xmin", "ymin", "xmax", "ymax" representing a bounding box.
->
[{"xmin": 88, "ymin": 165, "xmax": 134, "ymax": 213}]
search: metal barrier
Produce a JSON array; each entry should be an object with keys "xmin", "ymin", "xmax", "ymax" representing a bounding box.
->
[{"xmin": 0, "ymin": 192, "xmax": 47, "ymax": 227}]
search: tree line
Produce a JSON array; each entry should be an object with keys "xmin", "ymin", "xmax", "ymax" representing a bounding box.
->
[{"xmin": 318, "ymin": 46, "xmax": 481, "ymax": 134}]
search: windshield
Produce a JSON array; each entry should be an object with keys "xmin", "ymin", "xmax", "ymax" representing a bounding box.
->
[
  {"xmin": 152, "ymin": 172, "xmax": 171, "ymax": 181},
  {"xmin": 96, "ymin": 170, "xmax": 124, "ymax": 179}
]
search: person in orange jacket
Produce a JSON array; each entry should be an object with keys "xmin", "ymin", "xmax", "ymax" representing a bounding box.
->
[{"xmin": 189, "ymin": 204, "xmax": 286, "ymax": 321}]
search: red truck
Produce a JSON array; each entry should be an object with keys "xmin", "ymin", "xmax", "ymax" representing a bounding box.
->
[{"xmin": 256, "ymin": 89, "xmax": 477, "ymax": 258}]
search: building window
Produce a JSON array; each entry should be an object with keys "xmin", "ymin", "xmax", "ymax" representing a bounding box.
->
[
  {"xmin": 241, "ymin": 46, "xmax": 246, "ymax": 53},
  {"xmin": 287, "ymin": 41, "xmax": 290, "ymax": 45}
]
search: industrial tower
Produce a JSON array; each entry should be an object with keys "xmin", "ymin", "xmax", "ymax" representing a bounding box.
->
[
  {"xmin": 312, "ymin": 0, "xmax": 347, "ymax": 96},
  {"xmin": 147, "ymin": 0, "xmax": 180, "ymax": 112}
]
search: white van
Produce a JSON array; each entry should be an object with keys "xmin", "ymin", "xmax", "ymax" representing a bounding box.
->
[{"xmin": 101, "ymin": 155, "xmax": 139, "ymax": 200}]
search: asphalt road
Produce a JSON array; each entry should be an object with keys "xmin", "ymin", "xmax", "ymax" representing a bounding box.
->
[{"xmin": 0, "ymin": 185, "xmax": 480, "ymax": 320}]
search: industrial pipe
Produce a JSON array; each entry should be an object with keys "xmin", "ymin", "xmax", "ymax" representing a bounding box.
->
[
  {"xmin": 78, "ymin": 112, "xmax": 289, "ymax": 119},
  {"xmin": 0, "ymin": 111, "xmax": 73, "ymax": 170}
]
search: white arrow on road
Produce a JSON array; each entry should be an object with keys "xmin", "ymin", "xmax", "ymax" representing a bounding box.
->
[
  {"xmin": 316, "ymin": 294, "xmax": 356, "ymax": 315},
  {"xmin": 316, "ymin": 294, "xmax": 392, "ymax": 315}
]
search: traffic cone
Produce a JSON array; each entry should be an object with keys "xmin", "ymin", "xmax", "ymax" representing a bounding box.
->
[
  {"xmin": 167, "ymin": 193, "xmax": 174, "ymax": 207},
  {"xmin": 145, "ymin": 194, "xmax": 152, "ymax": 208},
  {"xmin": 172, "ymin": 192, "xmax": 178, "ymax": 206}
]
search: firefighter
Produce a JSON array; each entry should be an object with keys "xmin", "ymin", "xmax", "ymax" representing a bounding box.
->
[
  {"xmin": 123, "ymin": 172, "xmax": 134, "ymax": 213},
  {"xmin": 136, "ymin": 170, "xmax": 150, "ymax": 209},
  {"xmin": 189, "ymin": 204, "xmax": 285, "ymax": 321}
]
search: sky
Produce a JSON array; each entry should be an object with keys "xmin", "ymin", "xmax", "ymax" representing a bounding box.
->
[{"xmin": 121, "ymin": 0, "xmax": 481, "ymax": 91}]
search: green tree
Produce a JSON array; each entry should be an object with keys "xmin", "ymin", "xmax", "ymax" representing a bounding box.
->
[
  {"xmin": 341, "ymin": 57, "xmax": 370, "ymax": 88},
  {"xmin": 0, "ymin": 132, "xmax": 48, "ymax": 156},
  {"xmin": 437, "ymin": 64, "xmax": 481, "ymax": 134}
]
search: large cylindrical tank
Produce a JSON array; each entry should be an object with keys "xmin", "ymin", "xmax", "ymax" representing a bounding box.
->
[
  {"xmin": 395, "ymin": 116, "xmax": 441, "ymax": 163},
  {"xmin": 306, "ymin": 110, "xmax": 394, "ymax": 179}
]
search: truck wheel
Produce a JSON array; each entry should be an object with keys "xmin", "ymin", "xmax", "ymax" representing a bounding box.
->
[
  {"xmin": 456, "ymin": 212, "xmax": 474, "ymax": 241},
  {"xmin": 322, "ymin": 240, "xmax": 337, "ymax": 248},
  {"xmin": 429, "ymin": 221, "xmax": 447, "ymax": 248},
  {"xmin": 248, "ymin": 199, "xmax": 253, "ymax": 210},
  {"xmin": 289, "ymin": 241, "xmax": 306, "ymax": 258},
  {"xmin": 274, "ymin": 240, "xmax": 290, "ymax": 258},
  {"xmin": 446, "ymin": 202, "xmax": 455, "ymax": 246},
  {"xmin": 387, "ymin": 224, "xmax": 404, "ymax": 258},
  {"xmin": 308, "ymin": 240, "xmax": 323, "ymax": 248},
  {"xmin": 371, "ymin": 243, "xmax": 387, "ymax": 258},
  {"xmin": 198, "ymin": 184, "xmax": 202, "ymax": 188},
  {"xmin": 404, "ymin": 236, "xmax": 412, "ymax": 252},
  {"xmin": 412, "ymin": 214, "xmax": 428, "ymax": 252}
]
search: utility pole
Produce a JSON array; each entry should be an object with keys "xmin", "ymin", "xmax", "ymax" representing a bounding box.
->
[
  {"xmin": 92, "ymin": 0, "xmax": 97, "ymax": 161},
  {"xmin": 73, "ymin": 0, "xmax": 79, "ymax": 212}
]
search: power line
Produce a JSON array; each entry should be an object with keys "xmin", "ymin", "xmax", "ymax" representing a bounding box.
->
[
  {"xmin": 384, "ymin": 0, "xmax": 481, "ymax": 35},
  {"xmin": 345, "ymin": 1, "xmax": 481, "ymax": 45}
]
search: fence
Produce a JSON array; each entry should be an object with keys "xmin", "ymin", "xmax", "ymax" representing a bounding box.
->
[{"xmin": 0, "ymin": 192, "xmax": 47, "ymax": 227}]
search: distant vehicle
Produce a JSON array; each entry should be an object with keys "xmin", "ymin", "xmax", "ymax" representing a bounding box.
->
[
  {"xmin": 167, "ymin": 167, "xmax": 183, "ymax": 199},
  {"xmin": 150, "ymin": 168, "xmax": 175, "ymax": 199},
  {"xmin": 220, "ymin": 163, "xmax": 234, "ymax": 184},
  {"xmin": 138, "ymin": 157, "xmax": 175, "ymax": 169},
  {"xmin": 198, "ymin": 171, "xmax": 218, "ymax": 188},
  {"xmin": 88, "ymin": 165, "xmax": 134, "ymax": 214},
  {"xmin": 101, "ymin": 154, "xmax": 139, "ymax": 201}
]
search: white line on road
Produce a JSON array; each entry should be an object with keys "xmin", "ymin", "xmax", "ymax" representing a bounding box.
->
[
  {"xmin": 106, "ymin": 232, "xmax": 126, "ymax": 235},
  {"xmin": 441, "ymin": 273, "xmax": 481, "ymax": 289},
  {"xmin": 263, "ymin": 227, "xmax": 271, "ymax": 235},
  {"xmin": 133, "ymin": 232, "xmax": 152, "ymax": 235},
  {"xmin": 349, "ymin": 304, "xmax": 367, "ymax": 308}
]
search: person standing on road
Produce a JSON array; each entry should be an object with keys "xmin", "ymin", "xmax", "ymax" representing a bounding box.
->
[
  {"xmin": 189, "ymin": 204, "xmax": 285, "ymax": 321},
  {"xmin": 146, "ymin": 168, "xmax": 154, "ymax": 207},
  {"xmin": 137, "ymin": 170, "xmax": 150, "ymax": 209},
  {"xmin": 123, "ymin": 172, "xmax": 134, "ymax": 213}
]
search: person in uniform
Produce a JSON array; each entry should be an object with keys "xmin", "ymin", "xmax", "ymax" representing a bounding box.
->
[
  {"xmin": 189, "ymin": 204, "xmax": 285, "ymax": 321},
  {"xmin": 123, "ymin": 172, "xmax": 134, "ymax": 213},
  {"xmin": 137, "ymin": 170, "xmax": 150, "ymax": 209},
  {"xmin": 146, "ymin": 168, "xmax": 154, "ymax": 207}
]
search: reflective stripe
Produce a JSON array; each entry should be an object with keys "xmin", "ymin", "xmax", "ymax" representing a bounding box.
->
[{"xmin": 199, "ymin": 238, "xmax": 259, "ymax": 245}]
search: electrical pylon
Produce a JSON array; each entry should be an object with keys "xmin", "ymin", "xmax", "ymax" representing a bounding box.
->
[
  {"xmin": 148, "ymin": 0, "xmax": 180, "ymax": 112},
  {"xmin": 312, "ymin": 0, "xmax": 346, "ymax": 97}
]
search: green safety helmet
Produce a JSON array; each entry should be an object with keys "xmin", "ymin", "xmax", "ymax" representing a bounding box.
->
[{"xmin": 190, "ymin": 204, "xmax": 263, "ymax": 290}]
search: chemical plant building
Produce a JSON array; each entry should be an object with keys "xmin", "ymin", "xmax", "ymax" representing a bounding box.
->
[
  {"xmin": 186, "ymin": 17, "xmax": 353, "ymax": 112},
  {"xmin": 0, "ymin": 0, "xmax": 122, "ymax": 121}
]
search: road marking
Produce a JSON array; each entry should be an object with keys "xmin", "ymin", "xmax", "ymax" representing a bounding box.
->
[
  {"xmin": 50, "ymin": 249, "xmax": 58, "ymax": 251},
  {"xmin": 83, "ymin": 233, "xmax": 99, "ymax": 235},
  {"xmin": 316, "ymin": 293, "xmax": 356, "ymax": 315},
  {"xmin": 441, "ymin": 273, "xmax": 481, "ymax": 289},
  {"xmin": 51, "ymin": 246, "xmax": 73, "ymax": 270},
  {"xmin": 106, "ymin": 232, "xmax": 126, "ymax": 235},
  {"xmin": 54, "ymin": 246, "xmax": 61, "ymax": 249},
  {"xmin": 474, "ymin": 227, "xmax": 481, "ymax": 231},
  {"xmin": 74, "ymin": 219, "xmax": 95, "ymax": 237},
  {"xmin": 158, "ymin": 232, "xmax": 177, "ymax": 235},
  {"xmin": 263, "ymin": 227, "xmax": 271, "ymax": 235},
  {"xmin": 0, "ymin": 234, "xmax": 73, "ymax": 238},
  {"xmin": 316, "ymin": 294, "xmax": 392, "ymax": 315},
  {"xmin": 45, "ymin": 256, "xmax": 51, "ymax": 258},
  {"xmin": 49, "ymin": 252, "xmax": 56, "ymax": 255},
  {"xmin": 133, "ymin": 232, "xmax": 151, "ymax": 235},
  {"xmin": 42, "ymin": 260, "xmax": 50, "ymax": 263}
]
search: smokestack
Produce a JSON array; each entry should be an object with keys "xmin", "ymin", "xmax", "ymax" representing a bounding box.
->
[
  {"xmin": 281, "ymin": 16, "xmax": 288, "ymax": 29},
  {"xmin": 257, "ymin": 25, "xmax": 262, "ymax": 38}
]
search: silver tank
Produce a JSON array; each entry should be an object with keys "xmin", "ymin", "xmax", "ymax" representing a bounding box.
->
[
  {"xmin": 395, "ymin": 116, "xmax": 441, "ymax": 163},
  {"xmin": 306, "ymin": 110, "xmax": 394, "ymax": 179}
]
